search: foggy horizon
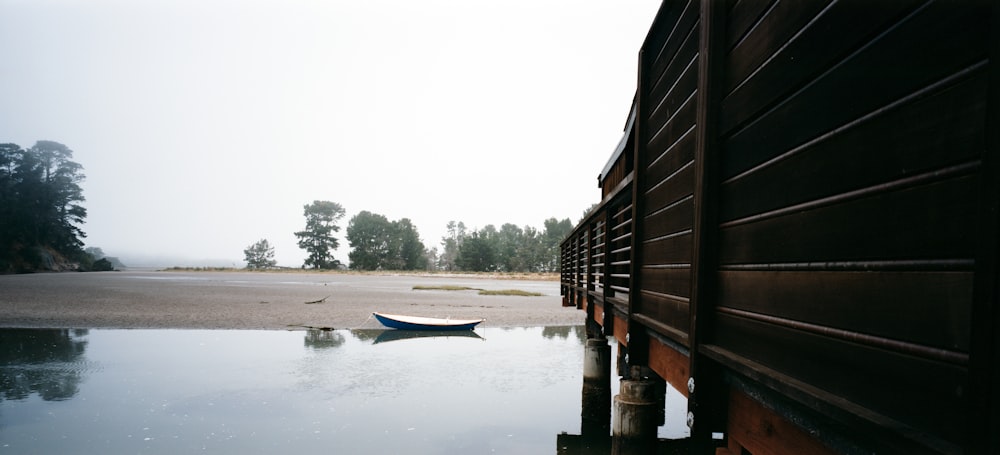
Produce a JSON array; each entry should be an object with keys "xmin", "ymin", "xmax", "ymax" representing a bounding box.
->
[{"xmin": 1, "ymin": 0, "xmax": 662, "ymax": 268}]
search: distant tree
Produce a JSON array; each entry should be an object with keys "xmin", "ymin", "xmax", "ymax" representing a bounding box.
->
[
  {"xmin": 456, "ymin": 231, "xmax": 497, "ymax": 272},
  {"xmin": 347, "ymin": 212, "xmax": 427, "ymax": 271},
  {"xmin": 82, "ymin": 246, "xmax": 125, "ymax": 271},
  {"xmin": 580, "ymin": 203, "xmax": 599, "ymax": 223},
  {"xmin": 423, "ymin": 246, "xmax": 439, "ymax": 271},
  {"xmin": 27, "ymin": 141, "xmax": 87, "ymax": 253},
  {"xmin": 91, "ymin": 258, "xmax": 115, "ymax": 271},
  {"xmin": 244, "ymin": 238, "xmax": 277, "ymax": 269},
  {"xmin": 0, "ymin": 144, "xmax": 22, "ymax": 251},
  {"xmin": 346, "ymin": 211, "xmax": 393, "ymax": 270},
  {"xmin": 436, "ymin": 217, "xmax": 574, "ymax": 273},
  {"xmin": 542, "ymin": 217, "xmax": 573, "ymax": 272},
  {"xmin": 294, "ymin": 200, "xmax": 345, "ymax": 269},
  {"xmin": 84, "ymin": 246, "xmax": 106, "ymax": 259},
  {"xmin": 516, "ymin": 225, "xmax": 545, "ymax": 272},
  {"xmin": 438, "ymin": 220, "xmax": 467, "ymax": 271},
  {"xmin": 394, "ymin": 218, "xmax": 427, "ymax": 270},
  {"xmin": 495, "ymin": 223, "xmax": 523, "ymax": 272}
]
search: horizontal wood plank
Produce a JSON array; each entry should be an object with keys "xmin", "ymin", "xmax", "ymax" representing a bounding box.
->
[
  {"xmin": 717, "ymin": 270, "xmax": 973, "ymax": 352},
  {"xmin": 719, "ymin": 70, "xmax": 987, "ymax": 222},
  {"xmin": 643, "ymin": 196, "xmax": 694, "ymax": 241},
  {"xmin": 725, "ymin": 0, "xmax": 773, "ymax": 50},
  {"xmin": 647, "ymin": 0, "xmax": 699, "ymax": 98},
  {"xmin": 644, "ymin": 123, "xmax": 696, "ymax": 197},
  {"xmin": 644, "ymin": 162, "xmax": 696, "ymax": 218},
  {"xmin": 719, "ymin": 0, "xmax": 924, "ymax": 135},
  {"xmin": 724, "ymin": 0, "xmax": 831, "ymax": 93},
  {"xmin": 712, "ymin": 312, "xmax": 968, "ymax": 444},
  {"xmin": 639, "ymin": 266, "xmax": 691, "ymax": 300},
  {"xmin": 634, "ymin": 291, "xmax": 690, "ymax": 341},
  {"xmin": 642, "ymin": 231, "xmax": 693, "ymax": 266},
  {"xmin": 723, "ymin": 1, "xmax": 988, "ymax": 178},
  {"xmin": 649, "ymin": 53, "xmax": 699, "ymax": 139},
  {"xmin": 645, "ymin": 90, "xmax": 698, "ymax": 170},
  {"xmin": 718, "ymin": 175, "xmax": 980, "ymax": 265}
]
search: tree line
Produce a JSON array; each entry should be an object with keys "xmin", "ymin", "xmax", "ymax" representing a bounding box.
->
[
  {"xmin": 246, "ymin": 200, "xmax": 573, "ymax": 273},
  {"xmin": 0, "ymin": 141, "xmax": 93, "ymax": 272},
  {"xmin": 436, "ymin": 219, "xmax": 572, "ymax": 273},
  {"xmin": 1, "ymin": 140, "xmax": 577, "ymax": 273}
]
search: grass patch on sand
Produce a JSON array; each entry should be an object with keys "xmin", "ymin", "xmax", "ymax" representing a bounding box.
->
[
  {"xmin": 413, "ymin": 285, "xmax": 543, "ymax": 297},
  {"xmin": 413, "ymin": 285, "xmax": 481, "ymax": 291},
  {"xmin": 477, "ymin": 289, "xmax": 544, "ymax": 297}
]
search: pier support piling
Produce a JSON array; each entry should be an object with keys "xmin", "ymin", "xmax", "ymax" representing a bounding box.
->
[
  {"xmin": 581, "ymin": 337, "xmax": 612, "ymax": 436},
  {"xmin": 611, "ymin": 377, "xmax": 659, "ymax": 454}
]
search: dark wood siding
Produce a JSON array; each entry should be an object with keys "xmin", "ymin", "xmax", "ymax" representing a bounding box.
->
[
  {"xmin": 561, "ymin": 0, "xmax": 997, "ymax": 452},
  {"xmin": 632, "ymin": 0, "xmax": 700, "ymax": 348},
  {"xmin": 704, "ymin": 1, "xmax": 989, "ymax": 448}
]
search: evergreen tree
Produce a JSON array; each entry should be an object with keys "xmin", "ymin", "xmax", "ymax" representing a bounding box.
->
[
  {"xmin": 0, "ymin": 141, "xmax": 88, "ymax": 272},
  {"xmin": 346, "ymin": 212, "xmax": 427, "ymax": 271},
  {"xmin": 394, "ymin": 218, "xmax": 426, "ymax": 270},
  {"xmin": 438, "ymin": 220, "xmax": 466, "ymax": 271},
  {"xmin": 542, "ymin": 217, "xmax": 573, "ymax": 272},
  {"xmin": 495, "ymin": 223, "xmax": 524, "ymax": 272},
  {"xmin": 456, "ymin": 231, "xmax": 497, "ymax": 272},
  {"xmin": 244, "ymin": 239, "xmax": 277, "ymax": 269},
  {"xmin": 438, "ymin": 217, "xmax": 571, "ymax": 273},
  {"xmin": 346, "ymin": 211, "xmax": 392, "ymax": 270},
  {"xmin": 294, "ymin": 200, "xmax": 345, "ymax": 269}
]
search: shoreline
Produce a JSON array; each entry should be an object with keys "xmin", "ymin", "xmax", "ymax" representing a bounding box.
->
[
  {"xmin": 0, "ymin": 270, "xmax": 581, "ymax": 330},
  {"xmin": 156, "ymin": 267, "xmax": 561, "ymax": 281}
]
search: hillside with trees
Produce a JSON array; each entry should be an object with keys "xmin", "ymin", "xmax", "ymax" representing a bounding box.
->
[{"xmin": 0, "ymin": 141, "xmax": 92, "ymax": 273}]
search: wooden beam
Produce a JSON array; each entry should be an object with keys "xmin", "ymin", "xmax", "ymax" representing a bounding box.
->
[
  {"xmin": 726, "ymin": 389, "xmax": 839, "ymax": 455},
  {"xmin": 648, "ymin": 334, "xmax": 690, "ymax": 397},
  {"xmin": 613, "ymin": 313, "xmax": 629, "ymax": 347}
]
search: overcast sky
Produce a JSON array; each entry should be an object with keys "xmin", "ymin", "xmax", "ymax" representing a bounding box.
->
[{"xmin": 1, "ymin": 0, "xmax": 661, "ymax": 267}]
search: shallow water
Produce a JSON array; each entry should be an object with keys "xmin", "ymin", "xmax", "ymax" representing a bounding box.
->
[{"xmin": 0, "ymin": 327, "xmax": 687, "ymax": 454}]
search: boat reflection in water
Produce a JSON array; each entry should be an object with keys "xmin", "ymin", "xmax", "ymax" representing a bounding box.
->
[
  {"xmin": 0, "ymin": 326, "xmax": 600, "ymax": 454},
  {"xmin": 365, "ymin": 329, "xmax": 484, "ymax": 344}
]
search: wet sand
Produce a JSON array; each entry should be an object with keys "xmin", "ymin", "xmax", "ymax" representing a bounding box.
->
[{"xmin": 0, "ymin": 270, "xmax": 583, "ymax": 330}]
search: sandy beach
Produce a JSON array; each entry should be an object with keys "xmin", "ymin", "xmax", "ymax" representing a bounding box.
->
[{"xmin": 0, "ymin": 270, "xmax": 583, "ymax": 330}]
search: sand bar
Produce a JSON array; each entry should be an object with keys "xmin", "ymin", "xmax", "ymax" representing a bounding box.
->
[{"xmin": 0, "ymin": 270, "xmax": 583, "ymax": 330}]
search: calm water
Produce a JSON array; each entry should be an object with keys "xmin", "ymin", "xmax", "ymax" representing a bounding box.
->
[
  {"xmin": 0, "ymin": 327, "xmax": 687, "ymax": 454},
  {"xmin": 0, "ymin": 327, "xmax": 684, "ymax": 454}
]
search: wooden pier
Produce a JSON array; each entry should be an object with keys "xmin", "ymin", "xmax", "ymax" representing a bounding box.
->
[{"xmin": 560, "ymin": 1, "xmax": 998, "ymax": 453}]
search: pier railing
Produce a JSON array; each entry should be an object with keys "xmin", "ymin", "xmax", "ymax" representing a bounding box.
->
[{"xmin": 561, "ymin": 152, "xmax": 633, "ymax": 333}]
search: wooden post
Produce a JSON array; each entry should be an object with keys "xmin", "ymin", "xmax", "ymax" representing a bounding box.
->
[
  {"xmin": 689, "ymin": 0, "xmax": 727, "ymax": 452},
  {"xmin": 969, "ymin": 2, "xmax": 1000, "ymax": 452}
]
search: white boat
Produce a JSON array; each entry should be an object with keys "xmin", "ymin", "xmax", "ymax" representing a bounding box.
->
[{"xmin": 372, "ymin": 312, "xmax": 484, "ymax": 331}]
